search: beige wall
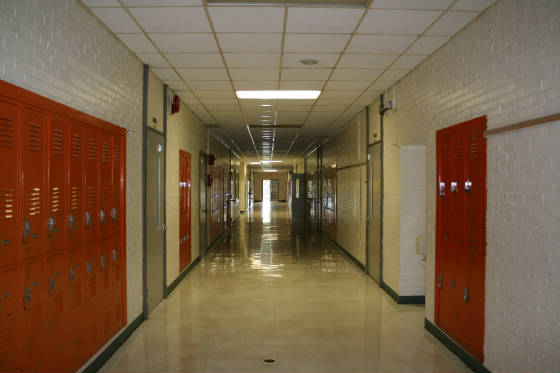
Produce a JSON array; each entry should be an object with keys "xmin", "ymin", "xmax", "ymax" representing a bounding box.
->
[
  {"xmin": 147, "ymin": 70, "xmax": 164, "ymax": 133},
  {"xmin": 165, "ymin": 86, "xmax": 208, "ymax": 286},
  {"xmin": 253, "ymin": 171, "xmax": 288, "ymax": 201}
]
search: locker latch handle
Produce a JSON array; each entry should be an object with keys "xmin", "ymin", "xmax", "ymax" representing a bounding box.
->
[
  {"xmin": 464, "ymin": 180, "xmax": 472, "ymax": 193},
  {"xmin": 49, "ymin": 277, "xmax": 55, "ymax": 291},
  {"xmin": 85, "ymin": 212, "xmax": 91, "ymax": 228},
  {"xmin": 112, "ymin": 208, "xmax": 117, "ymax": 220},
  {"xmin": 450, "ymin": 181, "xmax": 458, "ymax": 193},
  {"xmin": 112, "ymin": 249, "xmax": 117, "ymax": 263},
  {"xmin": 464, "ymin": 288, "xmax": 469, "ymax": 302},
  {"xmin": 70, "ymin": 268, "xmax": 75, "ymax": 282},
  {"xmin": 100, "ymin": 255, "xmax": 105, "ymax": 268},
  {"xmin": 437, "ymin": 274, "xmax": 443, "ymax": 289},
  {"xmin": 86, "ymin": 261, "xmax": 92, "ymax": 274},
  {"xmin": 24, "ymin": 287, "xmax": 31, "ymax": 309},
  {"xmin": 22, "ymin": 221, "xmax": 31, "ymax": 244},
  {"xmin": 438, "ymin": 182, "xmax": 445, "ymax": 197},
  {"xmin": 48, "ymin": 217, "xmax": 56, "ymax": 236},
  {"xmin": 68, "ymin": 214, "xmax": 76, "ymax": 231},
  {"xmin": 99, "ymin": 209, "xmax": 105, "ymax": 225}
]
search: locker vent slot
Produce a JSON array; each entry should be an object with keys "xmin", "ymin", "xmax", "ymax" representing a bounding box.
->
[
  {"xmin": 113, "ymin": 187, "xmax": 120, "ymax": 207},
  {"xmin": 101, "ymin": 187, "xmax": 110, "ymax": 209},
  {"xmin": 71, "ymin": 133, "xmax": 81, "ymax": 158},
  {"xmin": 52, "ymin": 128, "xmax": 64, "ymax": 155},
  {"xmin": 0, "ymin": 117, "xmax": 16, "ymax": 149},
  {"xmin": 87, "ymin": 187, "xmax": 96, "ymax": 210},
  {"xmin": 102, "ymin": 142, "xmax": 110, "ymax": 163},
  {"xmin": 114, "ymin": 145, "xmax": 121, "ymax": 164},
  {"xmin": 454, "ymin": 140, "xmax": 463, "ymax": 160},
  {"xmin": 71, "ymin": 186, "xmax": 80, "ymax": 212},
  {"xmin": 27, "ymin": 123, "xmax": 42, "ymax": 152},
  {"xmin": 88, "ymin": 137, "xmax": 96, "ymax": 160},
  {"xmin": 468, "ymin": 138, "xmax": 480, "ymax": 158},
  {"xmin": 442, "ymin": 143, "xmax": 450, "ymax": 161},
  {"xmin": 50, "ymin": 187, "xmax": 62, "ymax": 213},
  {"xmin": 0, "ymin": 189, "xmax": 14, "ymax": 219},
  {"xmin": 27, "ymin": 187, "xmax": 41, "ymax": 216}
]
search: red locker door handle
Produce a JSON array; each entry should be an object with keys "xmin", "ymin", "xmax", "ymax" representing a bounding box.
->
[
  {"xmin": 22, "ymin": 221, "xmax": 31, "ymax": 243},
  {"xmin": 439, "ymin": 182, "xmax": 446, "ymax": 197},
  {"xmin": 48, "ymin": 217, "xmax": 56, "ymax": 236},
  {"xmin": 464, "ymin": 288, "xmax": 469, "ymax": 302},
  {"xmin": 464, "ymin": 180, "xmax": 472, "ymax": 193},
  {"xmin": 99, "ymin": 209, "xmax": 105, "ymax": 225},
  {"xmin": 68, "ymin": 214, "xmax": 75, "ymax": 231},
  {"xmin": 450, "ymin": 181, "xmax": 458, "ymax": 193},
  {"xmin": 111, "ymin": 208, "xmax": 117, "ymax": 220},
  {"xmin": 85, "ymin": 211, "xmax": 91, "ymax": 228}
]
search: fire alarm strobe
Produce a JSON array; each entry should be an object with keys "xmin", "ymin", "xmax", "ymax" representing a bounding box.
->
[{"xmin": 171, "ymin": 94, "xmax": 180, "ymax": 114}]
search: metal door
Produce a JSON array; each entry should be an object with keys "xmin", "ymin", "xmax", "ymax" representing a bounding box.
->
[
  {"xmin": 146, "ymin": 129, "xmax": 165, "ymax": 314},
  {"xmin": 366, "ymin": 143, "xmax": 382, "ymax": 283},
  {"xmin": 199, "ymin": 153, "xmax": 207, "ymax": 254}
]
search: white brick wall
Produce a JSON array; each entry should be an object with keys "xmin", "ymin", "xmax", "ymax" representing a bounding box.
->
[{"xmin": 0, "ymin": 0, "xmax": 143, "ymax": 324}]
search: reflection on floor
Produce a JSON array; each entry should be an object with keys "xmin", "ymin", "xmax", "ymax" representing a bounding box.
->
[{"xmin": 101, "ymin": 202, "xmax": 470, "ymax": 372}]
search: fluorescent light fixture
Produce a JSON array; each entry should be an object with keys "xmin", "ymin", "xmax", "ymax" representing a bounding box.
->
[
  {"xmin": 250, "ymin": 162, "xmax": 260, "ymax": 165},
  {"xmin": 237, "ymin": 90, "xmax": 321, "ymax": 100},
  {"xmin": 263, "ymin": 169, "xmax": 277, "ymax": 172},
  {"xmin": 261, "ymin": 160, "xmax": 282, "ymax": 163},
  {"xmin": 260, "ymin": 104, "xmax": 272, "ymax": 107}
]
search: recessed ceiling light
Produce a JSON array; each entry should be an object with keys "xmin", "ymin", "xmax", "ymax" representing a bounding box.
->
[
  {"xmin": 261, "ymin": 160, "xmax": 282, "ymax": 163},
  {"xmin": 263, "ymin": 169, "xmax": 277, "ymax": 172},
  {"xmin": 250, "ymin": 162, "xmax": 260, "ymax": 165},
  {"xmin": 299, "ymin": 58, "xmax": 319, "ymax": 66},
  {"xmin": 260, "ymin": 104, "xmax": 272, "ymax": 107},
  {"xmin": 237, "ymin": 90, "xmax": 321, "ymax": 100}
]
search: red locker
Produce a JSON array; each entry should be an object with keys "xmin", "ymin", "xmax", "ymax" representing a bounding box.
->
[
  {"xmin": 44, "ymin": 252, "xmax": 71, "ymax": 372},
  {"xmin": 47, "ymin": 116, "xmax": 67, "ymax": 254},
  {"xmin": 68, "ymin": 122, "xmax": 84, "ymax": 249},
  {"xmin": 84, "ymin": 126, "xmax": 98, "ymax": 243},
  {"xmin": 99, "ymin": 237, "xmax": 113, "ymax": 343},
  {"xmin": 110, "ymin": 232, "xmax": 125, "ymax": 333},
  {"xmin": 0, "ymin": 99, "xmax": 19, "ymax": 270},
  {"xmin": 179, "ymin": 151, "xmax": 192, "ymax": 271},
  {"xmin": 22, "ymin": 258, "xmax": 46, "ymax": 372},
  {"xmin": 68, "ymin": 246, "xmax": 88, "ymax": 370},
  {"xmin": 99, "ymin": 131, "xmax": 113, "ymax": 239},
  {"xmin": 112, "ymin": 135, "xmax": 123, "ymax": 234},
  {"xmin": 0, "ymin": 268, "xmax": 21, "ymax": 371},
  {"xmin": 85, "ymin": 241, "xmax": 101, "ymax": 354},
  {"xmin": 22, "ymin": 107, "xmax": 47, "ymax": 260}
]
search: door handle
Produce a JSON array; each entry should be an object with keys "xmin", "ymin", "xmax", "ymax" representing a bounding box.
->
[
  {"xmin": 464, "ymin": 180, "xmax": 472, "ymax": 193},
  {"xmin": 48, "ymin": 217, "xmax": 56, "ymax": 236},
  {"xmin": 99, "ymin": 209, "xmax": 105, "ymax": 225},
  {"xmin": 438, "ymin": 181, "xmax": 446, "ymax": 197},
  {"xmin": 22, "ymin": 221, "xmax": 31, "ymax": 243},
  {"xmin": 68, "ymin": 214, "xmax": 75, "ymax": 231},
  {"xmin": 464, "ymin": 288, "xmax": 469, "ymax": 302},
  {"xmin": 85, "ymin": 211, "xmax": 92, "ymax": 228},
  {"xmin": 112, "ymin": 207, "xmax": 117, "ymax": 220}
]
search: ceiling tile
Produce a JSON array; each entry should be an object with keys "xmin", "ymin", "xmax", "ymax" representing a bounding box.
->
[
  {"xmin": 90, "ymin": 8, "xmax": 141, "ymax": 33},
  {"xmin": 425, "ymin": 11, "xmax": 479, "ymax": 36},
  {"xmin": 165, "ymin": 53, "xmax": 224, "ymax": 68},
  {"xmin": 312, "ymin": 105, "xmax": 348, "ymax": 112},
  {"xmin": 117, "ymin": 34, "xmax": 157, "ymax": 53},
  {"xmin": 358, "ymin": 9, "xmax": 441, "ymax": 35},
  {"xmin": 282, "ymin": 53, "xmax": 339, "ymax": 68},
  {"xmin": 128, "ymin": 7, "xmax": 210, "ymax": 33},
  {"xmin": 82, "ymin": 0, "xmax": 119, "ymax": 7},
  {"xmin": 188, "ymin": 80, "xmax": 232, "ymax": 90},
  {"xmin": 218, "ymin": 33, "xmax": 282, "ymax": 53},
  {"xmin": 229, "ymin": 69, "xmax": 278, "ymax": 81},
  {"xmin": 371, "ymin": 0, "xmax": 453, "ymax": 9},
  {"xmin": 315, "ymin": 97, "xmax": 355, "ymax": 105},
  {"xmin": 407, "ymin": 36, "xmax": 449, "ymax": 54},
  {"xmin": 177, "ymin": 68, "xmax": 229, "ymax": 80},
  {"xmin": 281, "ymin": 69, "xmax": 331, "ymax": 81},
  {"xmin": 149, "ymin": 33, "xmax": 218, "ymax": 52},
  {"xmin": 123, "ymin": 0, "xmax": 201, "ymax": 5},
  {"xmin": 208, "ymin": 7, "xmax": 284, "ymax": 32},
  {"xmin": 379, "ymin": 68, "xmax": 408, "ymax": 81},
  {"xmin": 286, "ymin": 8, "xmax": 364, "ymax": 34},
  {"xmin": 136, "ymin": 53, "xmax": 169, "ymax": 67},
  {"xmin": 319, "ymin": 90, "xmax": 362, "ymax": 99},
  {"xmin": 325, "ymin": 80, "xmax": 370, "ymax": 90},
  {"xmin": 337, "ymin": 54, "xmax": 397, "ymax": 69},
  {"xmin": 369, "ymin": 81, "xmax": 394, "ymax": 91},
  {"xmin": 224, "ymin": 53, "xmax": 280, "ymax": 68},
  {"xmin": 392, "ymin": 54, "xmax": 425, "ymax": 69},
  {"xmin": 347, "ymin": 35, "xmax": 417, "ymax": 54},
  {"xmin": 174, "ymin": 90, "xmax": 196, "ymax": 100},
  {"xmin": 279, "ymin": 81, "xmax": 324, "ymax": 90},
  {"xmin": 284, "ymin": 34, "xmax": 350, "ymax": 53},
  {"xmin": 330, "ymin": 68, "xmax": 383, "ymax": 81},
  {"xmin": 200, "ymin": 98, "xmax": 239, "ymax": 105},
  {"xmin": 234, "ymin": 81, "xmax": 278, "ymax": 90},
  {"xmin": 166, "ymin": 81, "xmax": 188, "ymax": 90},
  {"xmin": 274, "ymin": 105, "xmax": 312, "ymax": 111},
  {"xmin": 193, "ymin": 90, "xmax": 235, "ymax": 98},
  {"xmin": 452, "ymin": 0, "xmax": 495, "ymax": 11},
  {"xmin": 152, "ymin": 68, "xmax": 180, "ymax": 80}
]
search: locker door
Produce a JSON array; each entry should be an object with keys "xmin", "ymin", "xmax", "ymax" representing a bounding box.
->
[
  {"xmin": 0, "ymin": 99, "xmax": 19, "ymax": 269},
  {"xmin": 110, "ymin": 232, "xmax": 124, "ymax": 334},
  {"xmin": 22, "ymin": 107, "xmax": 47, "ymax": 260},
  {"xmin": 179, "ymin": 152, "xmax": 186, "ymax": 270},
  {"xmin": 47, "ymin": 116, "xmax": 67, "ymax": 254},
  {"xmin": 85, "ymin": 241, "xmax": 101, "ymax": 354},
  {"xmin": 0, "ymin": 268, "xmax": 21, "ymax": 371},
  {"xmin": 99, "ymin": 132, "xmax": 113, "ymax": 239},
  {"xmin": 185, "ymin": 152, "xmax": 191, "ymax": 266},
  {"xmin": 100, "ymin": 237, "xmax": 112, "ymax": 344},
  {"xmin": 23, "ymin": 258, "xmax": 46, "ymax": 372},
  {"xmin": 45, "ymin": 252, "xmax": 70, "ymax": 372},
  {"xmin": 84, "ymin": 126, "xmax": 98, "ymax": 243},
  {"xmin": 68, "ymin": 246, "xmax": 87, "ymax": 370},
  {"xmin": 112, "ymin": 135, "xmax": 123, "ymax": 234},
  {"xmin": 68, "ymin": 122, "xmax": 84, "ymax": 249}
]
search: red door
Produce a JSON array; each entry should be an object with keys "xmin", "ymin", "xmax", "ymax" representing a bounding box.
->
[
  {"xmin": 179, "ymin": 150, "xmax": 192, "ymax": 271},
  {"xmin": 0, "ymin": 268, "xmax": 21, "ymax": 371},
  {"xmin": 435, "ymin": 116, "xmax": 486, "ymax": 361}
]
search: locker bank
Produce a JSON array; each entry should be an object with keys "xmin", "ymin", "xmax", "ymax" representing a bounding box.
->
[{"xmin": 0, "ymin": 0, "xmax": 559, "ymax": 372}]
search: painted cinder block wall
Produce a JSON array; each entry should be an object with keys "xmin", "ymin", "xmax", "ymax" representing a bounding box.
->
[{"xmin": 0, "ymin": 0, "xmax": 144, "ymax": 327}]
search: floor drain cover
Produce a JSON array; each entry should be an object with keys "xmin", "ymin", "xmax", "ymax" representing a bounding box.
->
[{"xmin": 264, "ymin": 359, "xmax": 276, "ymax": 364}]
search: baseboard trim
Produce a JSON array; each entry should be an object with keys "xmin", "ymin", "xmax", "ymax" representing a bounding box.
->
[
  {"xmin": 166, "ymin": 256, "xmax": 201, "ymax": 296},
  {"xmin": 381, "ymin": 281, "xmax": 425, "ymax": 304},
  {"xmin": 424, "ymin": 319, "xmax": 491, "ymax": 373},
  {"xmin": 82, "ymin": 313, "xmax": 143, "ymax": 373},
  {"xmin": 322, "ymin": 233, "xmax": 367, "ymax": 273}
]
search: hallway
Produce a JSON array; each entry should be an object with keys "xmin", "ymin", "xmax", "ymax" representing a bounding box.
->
[{"xmin": 101, "ymin": 203, "xmax": 468, "ymax": 372}]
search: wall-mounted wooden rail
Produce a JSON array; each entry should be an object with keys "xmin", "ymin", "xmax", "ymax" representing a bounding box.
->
[{"xmin": 484, "ymin": 112, "xmax": 560, "ymax": 137}]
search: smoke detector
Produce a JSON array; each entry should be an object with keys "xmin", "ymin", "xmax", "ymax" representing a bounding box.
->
[{"xmin": 299, "ymin": 58, "xmax": 319, "ymax": 66}]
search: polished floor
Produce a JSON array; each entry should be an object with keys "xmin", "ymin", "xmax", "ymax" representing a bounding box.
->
[{"xmin": 101, "ymin": 202, "xmax": 470, "ymax": 372}]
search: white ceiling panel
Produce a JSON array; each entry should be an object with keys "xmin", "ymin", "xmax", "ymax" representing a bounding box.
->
[
  {"xmin": 200, "ymin": 98, "xmax": 239, "ymax": 105},
  {"xmin": 82, "ymin": 0, "xmax": 120, "ymax": 8},
  {"xmin": 425, "ymin": 11, "xmax": 479, "ymax": 36},
  {"xmin": 286, "ymin": 8, "xmax": 364, "ymax": 34},
  {"xmin": 224, "ymin": 53, "xmax": 280, "ymax": 68},
  {"xmin": 358, "ymin": 9, "xmax": 441, "ymax": 35},
  {"xmin": 166, "ymin": 81, "xmax": 188, "ymax": 90},
  {"xmin": 193, "ymin": 90, "xmax": 236, "ymax": 99},
  {"xmin": 312, "ymin": 105, "xmax": 348, "ymax": 112},
  {"xmin": 149, "ymin": 33, "xmax": 218, "ymax": 52},
  {"xmin": 325, "ymin": 80, "xmax": 370, "ymax": 90},
  {"xmin": 218, "ymin": 33, "xmax": 282, "ymax": 53},
  {"xmin": 279, "ymin": 81, "xmax": 324, "ymax": 90},
  {"xmin": 229, "ymin": 69, "xmax": 278, "ymax": 81},
  {"xmin": 208, "ymin": 7, "xmax": 284, "ymax": 32},
  {"xmin": 347, "ymin": 35, "xmax": 417, "ymax": 54},
  {"xmin": 330, "ymin": 68, "xmax": 383, "ymax": 81},
  {"xmin": 274, "ymin": 105, "xmax": 312, "ymax": 111},
  {"xmin": 174, "ymin": 90, "xmax": 195, "ymax": 100},
  {"xmin": 281, "ymin": 68, "xmax": 331, "ymax": 81},
  {"xmin": 282, "ymin": 53, "xmax": 340, "ymax": 68},
  {"xmin": 392, "ymin": 54, "xmax": 425, "ymax": 69},
  {"xmin": 369, "ymin": 81, "xmax": 395, "ymax": 91},
  {"xmin": 407, "ymin": 36, "xmax": 449, "ymax": 54},
  {"xmin": 338, "ymin": 54, "xmax": 397, "ymax": 69},
  {"xmin": 117, "ymin": 34, "xmax": 157, "ymax": 53},
  {"xmin": 371, "ymin": 0, "xmax": 453, "ymax": 9},
  {"xmin": 453, "ymin": 0, "xmax": 495, "ymax": 11},
  {"xmin": 319, "ymin": 90, "xmax": 362, "ymax": 99},
  {"xmin": 165, "ymin": 53, "xmax": 224, "ymax": 68},
  {"xmin": 379, "ymin": 68, "xmax": 409, "ymax": 81},
  {"xmin": 187, "ymin": 80, "xmax": 232, "ymax": 90},
  {"xmin": 152, "ymin": 68, "xmax": 180, "ymax": 80},
  {"xmin": 284, "ymin": 34, "xmax": 350, "ymax": 53},
  {"xmin": 122, "ymin": 0, "xmax": 201, "ymax": 5},
  {"xmin": 177, "ymin": 68, "xmax": 229, "ymax": 81},
  {"xmin": 315, "ymin": 98, "xmax": 354, "ymax": 106},
  {"xmin": 136, "ymin": 53, "xmax": 169, "ymax": 67},
  {"xmin": 90, "ymin": 8, "xmax": 141, "ymax": 33},
  {"xmin": 234, "ymin": 81, "xmax": 278, "ymax": 90},
  {"xmin": 128, "ymin": 7, "xmax": 210, "ymax": 33}
]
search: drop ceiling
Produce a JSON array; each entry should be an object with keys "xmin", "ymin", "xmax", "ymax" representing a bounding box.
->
[{"xmin": 81, "ymin": 0, "xmax": 496, "ymax": 160}]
